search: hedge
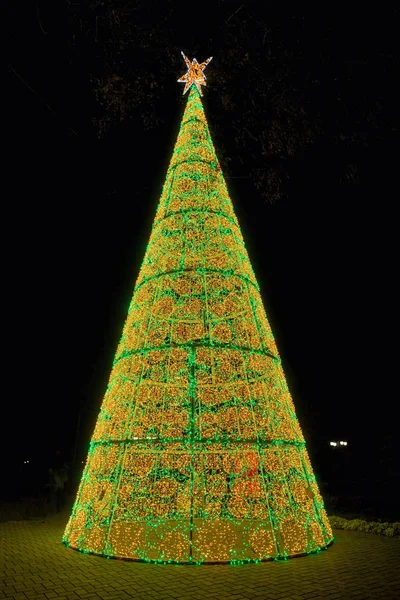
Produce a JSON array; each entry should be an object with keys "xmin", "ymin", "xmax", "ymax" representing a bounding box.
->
[{"xmin": 329, "ymin": 516, "xmax": 400, "ymax": 538}]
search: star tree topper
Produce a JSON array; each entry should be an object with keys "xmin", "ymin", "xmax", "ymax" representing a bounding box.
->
[{"xmin": 178, "ymin": 51, "xmax": 213, "ymax": 96}]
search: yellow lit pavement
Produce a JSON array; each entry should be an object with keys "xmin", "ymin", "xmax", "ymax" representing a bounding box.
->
[{"xmin": 1, "ymin": 511, "xmax": 399, "ymax": 600}]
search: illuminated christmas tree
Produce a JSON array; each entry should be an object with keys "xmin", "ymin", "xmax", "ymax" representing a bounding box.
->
[{"xmin": 63, "ymin": 54, "xmax": 333, "ymax": 563}]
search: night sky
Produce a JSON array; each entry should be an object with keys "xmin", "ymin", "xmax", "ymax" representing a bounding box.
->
[{"xmin": 5, "ymin": 3, "xmax": 399, "ymax": 500}]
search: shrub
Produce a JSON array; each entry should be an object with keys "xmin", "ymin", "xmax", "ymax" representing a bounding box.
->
[{"xmin": 329, "ymin": 515, "xmax": 400, "ymax": 538}]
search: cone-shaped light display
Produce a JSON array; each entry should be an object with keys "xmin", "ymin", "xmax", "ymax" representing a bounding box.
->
[{"xmin": 63, "ymin": 72, "xmax": 333, "ymax": 563}]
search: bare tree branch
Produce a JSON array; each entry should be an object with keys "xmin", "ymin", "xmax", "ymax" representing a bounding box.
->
[
  {"xmin": 9, "ymin": 64, "xmax": 78, "ymax": 136},
  {"xmin": 36, "ymin": 4, "xmax": 48, "ymax": 35}
]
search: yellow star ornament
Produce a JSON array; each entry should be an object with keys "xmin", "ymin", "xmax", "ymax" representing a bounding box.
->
[{"xmin": 177, "ymin": 51, "xmax": 213, "ymax": 96}]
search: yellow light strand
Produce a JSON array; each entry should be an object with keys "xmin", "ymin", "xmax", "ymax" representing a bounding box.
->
[{"xmin": 63, "ymin": 70, "xmax": 333, "ymax": 564}]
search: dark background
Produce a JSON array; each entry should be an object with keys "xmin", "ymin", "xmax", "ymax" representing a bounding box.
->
[{"xmin": 4, "ymin": 2, "xmax": 399, "ymax": 520}]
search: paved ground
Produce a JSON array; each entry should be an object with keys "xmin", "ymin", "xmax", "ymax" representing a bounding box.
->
[{"xmin": 1, "ymin": 511, "xmax": 399, "ymax": 600}]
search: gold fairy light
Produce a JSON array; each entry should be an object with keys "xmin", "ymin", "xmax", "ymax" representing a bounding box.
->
[{"xmin": 63, "ymin": 55, "xmax": 333, "ymax": 564}]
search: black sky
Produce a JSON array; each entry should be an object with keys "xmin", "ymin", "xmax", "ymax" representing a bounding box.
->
[{"xmin": 4, "ymin": 2, "xmax": 399, "ymax": 480}]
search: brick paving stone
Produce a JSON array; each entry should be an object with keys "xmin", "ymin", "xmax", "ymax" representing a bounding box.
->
[{"xmin": 1, "ymin": 511, "xmax": 400, "ymax": 599}]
